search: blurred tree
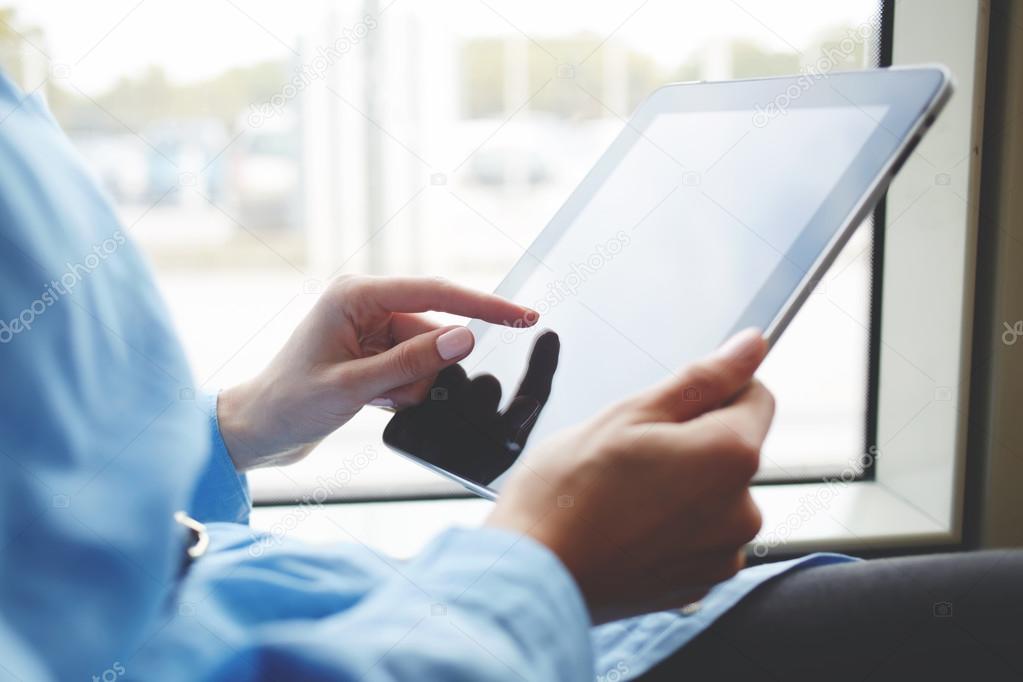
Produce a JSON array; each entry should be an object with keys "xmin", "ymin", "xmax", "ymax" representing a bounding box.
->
[
  {"xmin": 49, "ymin": 61, "xmax": 290, "ymax": 132},
  {"xmin": 461, "ymin": 39, "xmax": 505, "ymax": 117},
  {"xmin": 526, "ymin": 35, "xmax": 607, "ymax": 120},
  {"xmin": 457, "ymin": 28, "xmax": 873, "ymax": 121},
  {"xmin": 809, "ymin": 23, "xmax": 871, "ymax": 71},
  {"xmin": 666, "ymin": 58, "xmax": 702, "ymax": 85},
  {"xmin": 3, "ymin": 13, "xmax": 866, "ymax": 131},
  {"xmin": 729, "ymin": 39, "xmax": 801, "ymax": 78},
  {"xmin": 460, "ymin": 35, "xmax": 664, "ymax": 120}
]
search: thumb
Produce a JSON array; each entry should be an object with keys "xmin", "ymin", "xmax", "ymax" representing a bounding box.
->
[
  {"xmin": 341, "ymin": 326, "xmax": 475, "ymax": 403},
  {"xmin": 635, "ymin": 327, "xmax": 767, "ymax": 423}
]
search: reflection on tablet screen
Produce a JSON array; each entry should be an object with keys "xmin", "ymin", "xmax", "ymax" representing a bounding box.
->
[{"xmin": 384, "ymin": 331, "xmax": 560, "ymax": 486}]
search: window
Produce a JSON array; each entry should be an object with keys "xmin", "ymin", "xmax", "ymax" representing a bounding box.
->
[{"xmin": 3, "ymin": 0, "xmax": 979, "ymax": 557}]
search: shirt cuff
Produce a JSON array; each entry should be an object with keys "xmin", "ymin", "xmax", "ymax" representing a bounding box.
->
[
  {"xmin": 403, "ymin": 526, "xmax": 595, "ymax": 680},
  {"xmin": 188, "ymin": 390, "xmax": 252, "ymax": 525}
]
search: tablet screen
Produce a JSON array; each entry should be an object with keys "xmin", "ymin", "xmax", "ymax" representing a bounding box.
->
[{"xmin": 384, "ymin": 72, "xmax": 941, "ymax": 494}]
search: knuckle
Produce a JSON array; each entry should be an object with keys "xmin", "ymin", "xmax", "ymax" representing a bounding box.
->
[
  {"xmin": 596, "ymin": 431, "xmax": 632, "ymax": 460},
  {"xmin": 591, "ymin": 429, "xmax": 639, "ymax": 468},
  {"xmin": 734, "ymin": 494, "xmax": 763, "ymax": 544},
  {"xmin": 752, "ymin": 379, "xmax": 776, "ymax": 414},
  {"xmin": 679, "ymin": 363, "xmax": 717, "ymax": 394},
  {"xmin": 597, "ymin": 399, "xmax": 637, "ymax": 428},
  {"xmin": 429, "ymin": 275, "xmax": 452, "ymax": 291},
  {"xmin": 737, "ymin": 442, "xmax": 762, "ymax": 479},
  {"xmin": 329, "ymin": 274, "xmax": 361, "ymax": 296},
  {"xmin": 719, "ymin": 432, "xmax": 761, "ymax": 480},
  {"xmin": 392, "ymin": 343, "xmax": 422, "ymax": 380}
]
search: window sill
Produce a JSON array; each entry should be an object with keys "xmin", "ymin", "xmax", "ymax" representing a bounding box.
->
[{"xmin": 751, "ymin": 479, "xmax": 954, "ymax": 558}]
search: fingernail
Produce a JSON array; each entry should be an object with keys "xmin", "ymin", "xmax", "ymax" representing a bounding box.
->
[
  {"xmin": 713, "ymin": 327, "xmax": 763, "ymax": 363},
  {"xmin": 369, "ymin": 398, "xmax": 396, "ymax": 408},
  {"xmin": 436, "ymin": 327, "xmax": 474, "ymax": 360}
]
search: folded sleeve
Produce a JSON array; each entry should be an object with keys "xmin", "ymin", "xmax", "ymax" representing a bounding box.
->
[
  {"xmin": 188, "ymin": 391, "xmax": 252, "ymax": 524},
  {"xmin": 206, "ymin": 527, "xmax": 595, "ymax": 681}
]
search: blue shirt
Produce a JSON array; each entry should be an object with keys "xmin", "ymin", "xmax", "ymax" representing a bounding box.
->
[{"xmin": 0, "ymin": 72, "xmax": 853, "ymax": 681}]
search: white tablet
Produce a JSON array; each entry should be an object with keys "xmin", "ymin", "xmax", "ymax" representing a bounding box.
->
[{"xmin": 384, "ymin": 66, "xmax": 952, "ymax": 499}]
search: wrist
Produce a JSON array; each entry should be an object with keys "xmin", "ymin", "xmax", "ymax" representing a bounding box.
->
[
  {"xmin": 218, "ymin": 380, "xmax": 319, "ymax": 471},
  {"xmin": 486, "ymin": 504, "xmax": 579, "ymax": 579},
  {"xmin": 217, "ymin": 382, "xmax": 264, "ymax": 471},
  {"xmin": 485, "ymin": 509, "xmax": 601, "ymax": 620}
]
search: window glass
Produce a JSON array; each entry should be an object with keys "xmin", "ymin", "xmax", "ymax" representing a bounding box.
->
[{"xmin": 0, "ymin": 0, "xmax": 882, "ymax": 507}]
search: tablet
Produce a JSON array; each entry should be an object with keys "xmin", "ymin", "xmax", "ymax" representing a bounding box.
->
[{"xmin": 384, "ymin": 66, "xmax": 952, "ymax": 499}]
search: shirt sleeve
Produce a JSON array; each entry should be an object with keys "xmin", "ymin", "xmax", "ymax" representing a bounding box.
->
[
  {"xmin": 188, "ymin": 390, "xmax": 252, "ymax": 525},
  {"xmin": 198, "ymin": 526, "xmax": 595, "ymax": 681},
  {"xmin": 0, "ymin": 615, "xmax": 54, "ymax": 682}
]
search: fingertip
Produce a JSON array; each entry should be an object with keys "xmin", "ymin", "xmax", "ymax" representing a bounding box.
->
[
  {"xmin": 501, "ymin": 306, "xmax": 539, "ymax": 328},
  {"xmin": 712, "ymin": 327, "xmax": 766, "ymax": 367},
  {"xmin": 368, "ymin": 398, "xmax": 398, "ymax": 413}
]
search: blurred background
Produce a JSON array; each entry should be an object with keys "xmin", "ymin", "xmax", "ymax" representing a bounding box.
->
[{"xmin": 0, "ymin": 0, "xmax": 881, "ymax": 552}]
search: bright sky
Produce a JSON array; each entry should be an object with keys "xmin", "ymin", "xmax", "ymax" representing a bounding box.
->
[{"xmin": 10, "ymin": 0, "xmax": 876, "ymax": 93}]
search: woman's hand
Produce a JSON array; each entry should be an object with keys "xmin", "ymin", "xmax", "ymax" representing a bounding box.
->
[
  {"xmin": 486, "ymin": 328, "xmax": 772, "ymax": 624},
  {"xmin": 217, "ymin": 275, "xmax": 534, "ymax": 471}
]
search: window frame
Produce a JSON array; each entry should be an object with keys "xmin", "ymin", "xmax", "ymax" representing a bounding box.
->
[
  {"xmin": 748, "ymin": 0, "xmax": 989, "ymax": 558},
  {"xmin": 254, "ymin": 0, "xmax": 991, "ymax": 559}
]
